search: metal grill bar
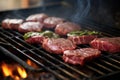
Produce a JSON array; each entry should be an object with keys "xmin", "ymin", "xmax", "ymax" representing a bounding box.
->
[
  {"xmin": 100, "ymin": 60, "xmax": 120, "ymax": 69},
  {"xmin": 110, "ymin": 56, "xmax": 120, "ymax": 64},
  {"xmin": 92, "ymin": 62, "xmax": 113, "ymax": 72},
  {"xmin": 86, "ymin": 65, "xmax": 105, "ymax": 75}
]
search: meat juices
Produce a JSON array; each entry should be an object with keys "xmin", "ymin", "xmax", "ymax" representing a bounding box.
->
[
  {"xmin": 90, "ymin": 37, "xmax": 120, "ymax": 53},
  {"xmin": 26, "ymin": 13, "xmax": 48, "ymax": 23},
  {"xmin": 55, "ymin": 22, "xmax": 81, "ymax": 36},
  {"xmin": 43, "ymin": 17, "xmax": 65, "ymax": 29},
  {"xmin": 2, "ymin": 19, "xmax": 23, "ymax": 30},
  {"xmin": 42, "ymin": 38, "xmax": 76, "ymax": 54},
  {"xmin": 18, "ymin": 22, "xmax": 43, "ymax": 33},
  {"xmin": 63, "ymin": 48, "xmax": 101, "ymax": 65}
]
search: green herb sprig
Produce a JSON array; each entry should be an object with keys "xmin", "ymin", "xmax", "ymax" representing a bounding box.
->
[
  {"xmin": 67, "ymin": 30, "xmax": 101, "ymax": 36},
  {"xmin": 23, "ymin": 30, "xmax": 59, "ymax": 40}
]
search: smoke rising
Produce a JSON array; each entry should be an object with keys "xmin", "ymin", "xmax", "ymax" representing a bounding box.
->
[
  {"xmin": 71, "ymin": 0, "xmax": 91, "ymax": 22},
  {"xmin": 71, "ymin": 0, "xmax": 114, "ymax": 26}
]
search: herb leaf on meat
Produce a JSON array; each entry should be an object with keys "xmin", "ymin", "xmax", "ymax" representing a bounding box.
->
[
  {"xmin": 67, "ymin": 30, "xmax": 100, "ymax": 36},
  {"xmin": 40, "ymin": 30, "xmax": 59, "ymax": 38},
  {"xmin": 23, "ymin": 30, "xmax": 59, "ymax": 40},
  {"xmin": 23, "ymin": 32, "xmax": 42, "ymax": 40}
]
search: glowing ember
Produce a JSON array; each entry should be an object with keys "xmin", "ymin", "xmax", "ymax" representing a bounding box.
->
[{"xmin": 14, "ymin": 76, "xmax": 20, "ymax": 80}]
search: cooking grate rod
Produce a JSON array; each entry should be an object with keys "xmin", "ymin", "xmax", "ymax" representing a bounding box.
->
[
  {"xmin": 95, "ymin": 71, "xmax": 120, "ymax": 80},
  {"xmin": 86, "ymin": 65, "xmax": 105, "ymax": 75},
  {"xmin": 110, "ymin": 56, "xmax": 120, "ymax": 64},
  {"xmin": 92, "ymin": 62, "xmax": 113, "ymax": 72},
  {"xmin": 100, "ymin": 59, "xmax": 120, "ymax": 69}
]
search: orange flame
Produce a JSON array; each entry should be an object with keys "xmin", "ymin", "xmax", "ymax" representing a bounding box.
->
[
  {"xmin": 17, "ymin": 66, "xmax": 27, "ymax": 78},
  {"xmin": 27, "ymin": 59, "xmax": 38, "ymax": 68},
  {"xmin": 1, "ymin": 62, "xmax": 27, "ymax": 80},
  {"xmin": 1, "ymin": 62, "xmax": 12, "ymax": 76}
]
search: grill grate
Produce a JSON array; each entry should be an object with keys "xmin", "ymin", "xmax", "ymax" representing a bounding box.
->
[{"xmin": 0, "ymin": 24, "xmax": 120, "ymax": 80}]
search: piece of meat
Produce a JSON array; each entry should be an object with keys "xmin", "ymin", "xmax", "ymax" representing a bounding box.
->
[
  {"xmin": 25, "ymin": 35, "xmax": 46, "ymax": 44},
  {"xmin": 43, "ymin": 17, "xmax": 65, "ymax": 29},
  {"xmin": 2, "ymin": 18, "xmax": 23, "ymax": 30},
  {"xmin": 90, "ymin": 37, "xmax": 120, "ymax": 53},
  {"xmin": 42, "ymin": 38, "xmax": 76, "ymax": 54},
  {"xmin": 63, "ymin": 48, "xmax": 101, "ymax": 65},
  {"xmin": 55, "ymin": 22, "xmax": 81, "ymax": 36},
  {"xmin": 26, "ymin": 13, "xmax": 48, "ymax": 23},
  {"xmin": 2, "ymin": 19, "xmax": 10, "ymax": 29},
  {"xmin": 24, "ymin": 31, "xmax": 59, "ymax": 44},
  {"xmin": 18, "ymin": 22, "xmax": 43, "ymax": 33},
  {"xmin": 68, "ymin": 35, "xmax": 97, "ymax": 45},
  {"xmin": 67, "ymin": 30, "xmax": 100, "ymax": 45}
]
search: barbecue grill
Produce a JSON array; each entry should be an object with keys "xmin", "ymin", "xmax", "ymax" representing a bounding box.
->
[{"xmin": 0, "ymin": 2, "xmax": 120, "ymax": 80}]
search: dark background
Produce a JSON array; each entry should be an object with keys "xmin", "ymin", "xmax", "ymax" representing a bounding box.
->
[{"xmin": 42, "ymin": 0, "xmax": 120, "ymax": 28}]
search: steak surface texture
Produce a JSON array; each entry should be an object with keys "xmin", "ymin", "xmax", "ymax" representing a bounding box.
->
[
  {"xmin": 2, "ymin": 18, "xmax": 23, "ymax": 30},
  {"xmin": 68, "ymin": 35, "xmax": 97, "ymax": 45},
  {"xmin": 42, "ymin": 38, "xmax": 76, "ymax": 54},
  {"xmin": 63, "ymin": 48, "xmax": 101, "ymax": 65},
  {"xmin": 43, "ymin": 17, "xmax": 65, "ymax": 29},
  {"xmin": 90, "ymin": 37, "xmax": 120, "ymax": 53},
  {"xmin": 26, "ymin": 13, "xmax": 48, "ymax": 23},
  {"xmin": 18, "ymin": 22, "xmax": 43, "ymax": 33},
  {"xmin": 55, "ymin": 22, "xmax": 81, "ymax": 36}
]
